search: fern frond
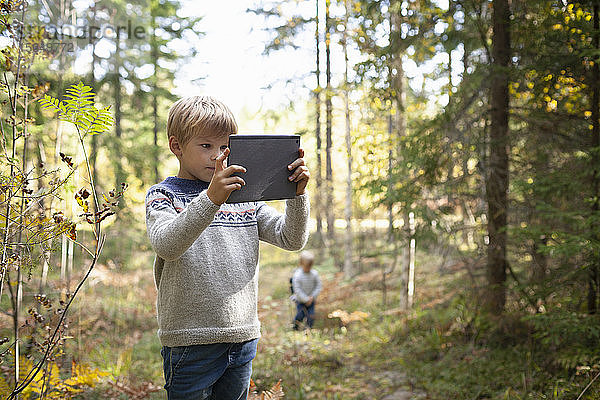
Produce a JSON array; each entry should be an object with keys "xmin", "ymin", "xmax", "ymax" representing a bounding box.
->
[
  {"xmin": 75, "ymin": 106, "xmax": 113, "ymax": 136},
  {"xmin": 63, "ymin": 82, "xmax": 95, "ymax": 118},
  {"xmin": 64, "ymin": 82, "xmax": 94, "ymax": 105},
  {"xmin": 263, "ymin": 380, "xmax": 284, "ymax": 399},
  {"xmin": 39, "ymin": 94, "xmax": 67, "ymax": 116},
  {"xmin": 38, "ymin": 82, "xmax": 113, "ymax": 136},
  {"xmin": 250, "ymin": 380, "xmax": 284, "ymax": 400},
  {"xmin": 89, "ymin": 106, "xmax": 113, "ymax": 135}
]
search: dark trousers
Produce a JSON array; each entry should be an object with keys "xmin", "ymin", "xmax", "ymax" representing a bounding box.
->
[
  {"xmin": 294, "ymin": 301, "xmax": 315, "ymax": 329},
  {"xmin": 161, "ymin": 338, "xmax": 257, "ymax": 400}
]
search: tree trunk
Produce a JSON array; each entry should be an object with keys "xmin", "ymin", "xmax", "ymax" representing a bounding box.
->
[
  {"xmin": 447, "ymin": 48, "xmax": 453, "ymax": 99},
  {"xmin": 14, "ymin": 76, "xmax": 31, "ymax": 395},
  {"xmin": 388, "ymin": 113, "xmax": 394, "ymax": 241},
  {"xmin": 408, "ymin": 212, "xmax": 416, "ymax": 308},
  {"xmin": 463, "ymin": 41, "xmax": 468, "ymax": 77},
  {"xmin": 343, "ymin": 0, "xmax": 353, "ymax": 277},
  {"xmin": 463, "ymin": 200, "xmax": 476, "ymax": 249},
  {"xmin": 35, "ymin": 137, "xmax": 49, "ymax": 292},
  {"xmin": 325, "ymin": 0, "xmax": 335, "ymax": 248},
  {"xmin": 531, "ymin": 235, "xmax": 547, "ymax": 283},
  {"xmin": 153, "ymin": 93, "xmax": 159, "ymax": 183},
  {"xmin": 113, "ymin": 35, "xmax": 125, "ymax": 208},
  {"xmin": 152, "ymin": 1, "xmax": 160, "ymax": 184},
  {"xmin": 89, "ymin": 3, "xmax": 100, "ymax": 246},
  {"xmin": 56, "ymin": 31, "xmax": 66, "ymax": 293},
  {"xmin": 486, "ymin": 0, "xmax": 511, "ymax": 315},
  {"xmin": 390, "ymin": 7, "xmax": 410, "ymax": 309},
  {"xmin": 400, "ymin": 212, "xmax": 409, "ymax": 310},
  {"xmin": 589, "ymin": 2, "xmax": 600, "ymax": 314},
  {"xmin": 315, "ymin": 0, "xmax": 323, "ymax": 246}
]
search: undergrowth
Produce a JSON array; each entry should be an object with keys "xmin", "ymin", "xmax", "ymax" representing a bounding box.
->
[{"xmin": 7, "ymin": 225, "xmax": 599, "ymax": 399}]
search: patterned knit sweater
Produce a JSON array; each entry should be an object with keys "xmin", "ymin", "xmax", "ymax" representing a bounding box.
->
[{"xmin": 145, "ymin": 176, "xmax": 310, "ymax": 347}]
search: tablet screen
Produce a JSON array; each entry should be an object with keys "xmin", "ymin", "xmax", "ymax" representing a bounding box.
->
[{"xmin": 225, "ymin": 134, "xmax": 300, "ymax": 203}]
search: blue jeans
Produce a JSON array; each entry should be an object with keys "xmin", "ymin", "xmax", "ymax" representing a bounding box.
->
[
  {"xmin": 294, "ymin": 301, "xmax": 315, "ymax": 329},
  {"xmin": 161, "ymin": 338, "xmax": 258, "ymax": 400}
]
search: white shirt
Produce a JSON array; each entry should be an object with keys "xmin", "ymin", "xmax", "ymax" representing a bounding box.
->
[{"xmin": 292, "ymin": 268, "xmax": 322, "ymax": 303}]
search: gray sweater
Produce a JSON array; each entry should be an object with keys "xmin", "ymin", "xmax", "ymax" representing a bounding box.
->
[
  {"xmin": 145, "ymin": 176, "xmax": 309, "ymax": 347},
  {"xmin": 292, "ymin": 268, "xmax": 322, "ymax": 304}
]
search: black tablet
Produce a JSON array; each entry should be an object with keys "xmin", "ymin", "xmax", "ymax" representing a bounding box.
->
[{"xmin": 225, "ymin": 134, "xmax": 300, "ymax": 204}]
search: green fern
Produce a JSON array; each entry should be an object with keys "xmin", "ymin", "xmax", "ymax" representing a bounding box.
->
[
  {"xmin": 63, "ymin": 82, "xmax": 95, "ymax": 113},
  {"xmin": 75, "ymin": 105, "xmax": 113, "ymax": 135},
  {"xmin": 39, "ymin": 82, "xmax": 113, "ymax": 135},
  {"xmin": 38, "ymin": 94, "xmax": 66, "ymax": 115}
]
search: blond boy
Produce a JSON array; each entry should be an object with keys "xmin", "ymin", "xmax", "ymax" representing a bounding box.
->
[
  {"xmin": 292, "ymin": 250, "xmax": 322, "ymax": 329},
  {"xmin": 145, "ymin": 96, "xmax": 310, "ymax": 400}
]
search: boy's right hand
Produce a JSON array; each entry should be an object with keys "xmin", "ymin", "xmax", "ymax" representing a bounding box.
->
[{"xmin": 206, "ymin": 148, "xmax": 246, "ymax": 205}]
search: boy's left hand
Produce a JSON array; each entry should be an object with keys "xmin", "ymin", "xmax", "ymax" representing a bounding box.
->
[{"xmin": 287, "ymin": 147, "xmax": 310, "ymax": 196}]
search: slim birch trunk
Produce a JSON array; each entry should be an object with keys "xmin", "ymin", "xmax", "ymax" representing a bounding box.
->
[
  {"xmin": 343, "ymin": 0, "xmax": 354, "ymax": 277},
  {"xmin": 325, "ymin": 0, "xmax": 334, "ymax": 248}
]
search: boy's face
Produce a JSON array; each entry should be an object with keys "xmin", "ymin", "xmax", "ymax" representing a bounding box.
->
[
  {"xmin": 172, "ymin": 133, "xmax": 230, "ymax": 182},
  {"xmin": 301, "ymin": 259, "xmax": 313, "ymax": 272}
]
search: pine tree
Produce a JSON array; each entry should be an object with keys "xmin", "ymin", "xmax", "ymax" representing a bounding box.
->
[{"xmin": 486, "ymin": 0, "xmax": 511, "ymax": 315}]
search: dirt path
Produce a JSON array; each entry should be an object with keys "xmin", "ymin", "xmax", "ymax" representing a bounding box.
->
[{"xmin": 257, "ymin": 265, "xmax": 426, "ymax": 399}]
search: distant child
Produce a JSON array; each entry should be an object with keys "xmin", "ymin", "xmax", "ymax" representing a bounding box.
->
[
  {"xmin": 291, "ymin": 250, "xmax": 322, "ymax": 330},
  {"xmin": 145, "ymin": 95, "xmax": 310, "ymax": 400}
]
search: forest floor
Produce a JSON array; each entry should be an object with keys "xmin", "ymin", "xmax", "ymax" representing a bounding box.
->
[
  {"xmin": 5, "ymin": 231, "xmax": 599, "ymax": 399},
  {"xmin": 249, "ymin": 255, "xmax": 427, "ymax": 400},
  {"xmin": 66, "ymin": 240, "xmax": 433, "ymax": 399}
]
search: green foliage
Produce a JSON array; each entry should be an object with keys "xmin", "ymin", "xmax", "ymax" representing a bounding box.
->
[
  {"xmin": 351, "ymin": 0, "xmax": 600, "ymax": 317},
  {"xmin": 248, "ymin": 2, "xmax": 313, "ymax": 55},
  {"xmin": 4, "ymin": 0, "xmax": 600, "ymax": 398},
  {"xmin": 392, "ymin": 302, "xmax": 600, "ymax": 399},
  {"xmin": 39, "ymin": 82, "xmax": 113, "ymax": 136},
  {"xmin": 0, "ymin": 356, "xmax": 110, "ymax": 399},
  {"xmin": 525, "ymin": 312, "xmax": 600, "ymax": 371}
]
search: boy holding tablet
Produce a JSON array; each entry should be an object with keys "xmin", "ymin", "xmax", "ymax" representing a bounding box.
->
[{"xmin": 145, "ymin": 95, "xmax": 310, "ymax": 400}]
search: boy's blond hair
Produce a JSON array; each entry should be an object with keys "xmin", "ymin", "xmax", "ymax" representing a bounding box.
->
[
  {"xmin": 167, "ymin": 95, "xmax": 238, "ymax": 146},
  {"xmin": 300, "ymin": 250, "xmax": 314, "ymax": 264}
]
